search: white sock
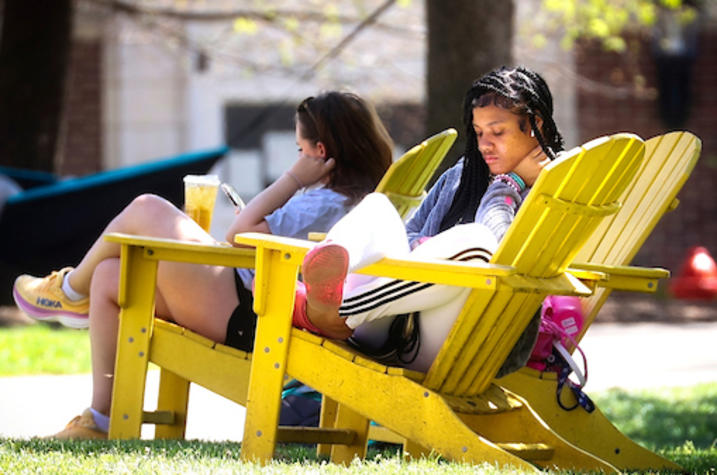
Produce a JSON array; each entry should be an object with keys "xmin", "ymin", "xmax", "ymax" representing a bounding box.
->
[
  {"xmin": 89, "ymin": 407, "xmax": 109, "ymax": 432},
  {"xmin": 62, "ymin": 271, "xmax": 86, "ymax": 301}
]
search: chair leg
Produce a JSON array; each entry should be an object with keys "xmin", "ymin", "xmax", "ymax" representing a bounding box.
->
[
  {"xmin": 462, "ymin": 403, "xmax": 616, "ymax": 472},
  {"xmin": 109, "ymin": 245, "xmax": 157, "ymax": 439},
  {"xmin": 154, "ymin": 368, "xmax": 190, "ymax": 439},
  {"xmin": 402, "ymin": 439, "xmax": 430, "ymax": 459},
  {"xmin": 330, "ymin": 403, "xmax": 369, "ymax": 465},
  {"xmin": 317, "ymin": 396, "xmax": 339, "ymax": 457},
  {"xmin": 240, "ymin": 248, "xmax": 297, "ymax": 463},
  {"xmin": 288, "ymin": 333, "xmax": 540, "ymax": 470},
  {"xmin": 499, "ymin": 368, "xmax": 683, "ymax": 471}
]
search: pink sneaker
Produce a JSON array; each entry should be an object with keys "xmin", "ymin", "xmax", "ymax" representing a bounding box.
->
[{"xmin": 302, "ymin": 243, "xmax": 349, "ymax": 318}]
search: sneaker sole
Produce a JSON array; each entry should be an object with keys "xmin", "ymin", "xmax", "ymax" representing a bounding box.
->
[
  {"xmin": 303, "ymin": 244, "xmax": 349, "ymax": 309},
  {"xmin": 12, "ymin": 287, "xmax": 89, "ymax": 329}
]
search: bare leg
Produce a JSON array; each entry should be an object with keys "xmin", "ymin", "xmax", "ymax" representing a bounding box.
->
[
  {"xmin": 88, "ymin": 259, "xmax": 122, "ymax": 414},
  {"xmin": 69, "ymin": 194, "xmax": 213, "ymax": 295},
  {"xmin": 88, "ymin": 253, "xmax": 239, "ymax": 415}
]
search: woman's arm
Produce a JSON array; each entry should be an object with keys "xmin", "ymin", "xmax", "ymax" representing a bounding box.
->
[
  {"xmin": 476, "ymin": 145, "xmax": 550, "ymax": 241},
  {"xmin": 225, "ymin": 155, "xmax": 335, "ymax": 243},
  {"xmin": 474, "ymin": 180, "xmax": 524, "ymax": 242},
  {"xmin": 405, "ymin": 163, "xmax": 460, "ymax": 246}
]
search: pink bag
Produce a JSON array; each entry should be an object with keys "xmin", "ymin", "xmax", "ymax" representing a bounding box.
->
[
  {"xmin": 527, "ymin": 296, "xmax": 586, "ymax": 381},
  {"xmin": 526, "ymin": 295, "xmax": 593, "ymax": 411}
]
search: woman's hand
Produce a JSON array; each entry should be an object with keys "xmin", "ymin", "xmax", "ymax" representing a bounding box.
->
[
  {"xmin": 225, "ymin": 155, "xmax": 335, "ymax": 241},
  {"xmin": 288, "ymin": 154, "xmax": 336, "ymax": 188},
  {"xmin": 514, "ymin": 145, "xmax": 551, "ymax": 186},
  {"xmin": 527, "ymin": 144, "xmax": 551, "ymax": 168}
]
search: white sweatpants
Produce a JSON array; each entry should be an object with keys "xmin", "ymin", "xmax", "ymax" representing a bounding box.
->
[{"xmin": 323, "ymin": 193, "xmax": 498, "ymax": 371}]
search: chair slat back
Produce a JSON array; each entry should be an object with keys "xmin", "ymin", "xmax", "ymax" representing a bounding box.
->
[
  {"xmin": 423, "ymin": 134, "xmax": 646, "ymax": 396},
  {"xmin": 376, "ymin": 129, "xmax": 457, "ymax": 219},
  {"xmin": 574, "ymin": 131, "xmax": 701, "ymax": 336}
]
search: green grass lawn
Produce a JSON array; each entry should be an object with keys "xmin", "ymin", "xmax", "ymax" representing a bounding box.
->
[
  {"xmin": 1, "ymin": 439, "xmax": 714, "ymax": 474},
  {"xmin": 0, "ymin": 325, "xmax": 90, "ymax": 375},
  {"xmin": 1, "ymin": 325, "xmax": 715, "ymax": 473}
]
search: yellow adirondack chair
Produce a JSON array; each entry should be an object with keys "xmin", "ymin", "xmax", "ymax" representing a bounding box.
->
[
  {"xmin": 376, "ymin": 128, "xmax": 457, "ymax": 218},
  {"xmin": 102, "ymin": 129, "xmax": 455, "ymax": 440},
  {"xmin": 497, "ymin": 131, "xmax": 701, "ymax": 471},
  {"xmin": 106, "ymin": 133, "xmax": 664, "ymax": 471}
]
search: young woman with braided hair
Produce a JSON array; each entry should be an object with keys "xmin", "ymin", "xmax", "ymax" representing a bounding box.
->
[{"xmin": 295, "ymin": 66, "xmax": 566, "ymax": 374}]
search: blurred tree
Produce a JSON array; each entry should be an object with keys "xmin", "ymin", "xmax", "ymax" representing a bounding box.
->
[
  {"xmin": 533, "ymin": 0, "xmax": 699, "ymax": 53},
  {"xmin": 0, "ymin": 0, "xmax": 74, "ymax": 172},
  {"xmin": 426, "ymin": 0, "xmax": 514, "ymax": 176},
  {"xmin": 0, "ymin": 0, "xmax": 697, "ymax": 174}
]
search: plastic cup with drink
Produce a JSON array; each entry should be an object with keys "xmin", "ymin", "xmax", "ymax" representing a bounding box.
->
[{"xmin": 183, "ymin": 174, "xmax": 220, "ymax": 233}]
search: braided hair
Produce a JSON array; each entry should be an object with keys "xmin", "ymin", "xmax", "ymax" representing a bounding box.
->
[{"xmin": 438, "ymin": 66, "xmax": 565, "ymax": 231}]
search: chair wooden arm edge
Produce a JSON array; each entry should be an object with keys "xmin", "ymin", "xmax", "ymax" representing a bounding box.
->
[
  {"xmin": 568, "ymin": 262, "xmax": 670, "ymax": 293},
  {"xmin": 105, "ymin": 232, "xmax": 256, "ymax": 268},
  {"xmin": 105, "ymin": 232, "xmax": 247, "ymax": 254}
]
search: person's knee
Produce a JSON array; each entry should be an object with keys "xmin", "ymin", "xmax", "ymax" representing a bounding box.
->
[
  {"xmin": 115, "ymin": 194, "xmax": 176, "ymax": 232},
  {"xmin": 128, "ymin": 193, "xmax": 173, "ymax": 217},
  {"xmin": 90, "ymin": 258, "xmax": 120, "ymax": 301}
]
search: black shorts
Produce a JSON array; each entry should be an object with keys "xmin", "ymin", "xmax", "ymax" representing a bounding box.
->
[{"xmin": 224, "ymin": 271, "xmax": 258, "ymax": 352}]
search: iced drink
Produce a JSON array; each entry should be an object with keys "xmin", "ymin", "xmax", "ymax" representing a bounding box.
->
[{"xmin": 183, "ymin": 174, "xmax": 220, "ymax": 232}]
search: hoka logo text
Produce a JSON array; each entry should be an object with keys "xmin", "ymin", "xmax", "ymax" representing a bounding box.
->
[{"xmin": 37, "ymin": 297, "xmax": 62, "ymax": 308}]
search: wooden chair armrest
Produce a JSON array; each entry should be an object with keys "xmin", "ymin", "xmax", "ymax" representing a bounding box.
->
[
  {"xmin": 236, "ymin": 232, "xmax": 591, "ymax": 295},
  {"xmin": 307, "ymin": 232, "xmax": 327, "ymax": 241},
  {"xmin": 105, "ymin": 232, "xmax": 256, "ymax": 268},
  {"xmin": 568, "ymin": 262, "xmax": 670, "ymax": 293}
]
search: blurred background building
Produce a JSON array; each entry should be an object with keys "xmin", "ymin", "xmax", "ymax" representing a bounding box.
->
[{"xmin": 4, "ymin": 0, "xmax": 716, "ymax": 276}]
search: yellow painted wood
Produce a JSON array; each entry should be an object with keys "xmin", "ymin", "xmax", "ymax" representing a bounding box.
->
[
  {"xmin": 569, "ymin": 262, "xmax": 668, "ymax": 292},
  {"xmin": 402, "ymin": 439, "xmax": 431, "ymax": 459},
  {"xmin": 576, "ymin": 132, "xmax": 701, "ymax": 338},
  {"xmin": 329, "ymin": 404, "xmax": 369, "ymax": 465},
  {"xmin": 105, "ymin": 233, "xmax": 256, "ymax": 268},
  {"xmin": 240, "ymin": 246, "xmax": 298, "ymax": 463},
  {"xmin": 385, "ymin": 365, "xmax": 425, "ymax": 383},
  {"xmin": 494, "ymin": 132, "xmax": 700, "ymax": 472},
  {"xmin": 375, "ymin": 128, "xmax": 457, "ymax": 218},
  {"xmin": 359, "ymin": 133, "xmax": 661, "ymax": 467},
  {"xmin": 431, "ymin": 134, "xmax": 646, "ymax": 397},
  {"xmin": 499, "ymin": 368, "xmax": 683, "ymax": 471},
  {"xmin": 422, "ymin": 289, "xmax": 495, "ymax": 391},
  {"xmin": 465, "ymin": 293, "xmax": 542, "ymax": 394},
  {"xmin": 141, "ymin": 410, "xmax": 174, "ymax": 425},
  {"xmin": 286, "ymin": 334, "xmax": 538, "ymax": 471},
  {"xmin": 150, "ymin": 321, "xmax": 252, "ymax": 405},
  {"xmin": 462, "ymin": 400, "xmax": 616, "ymax": 472},
  {"xmin": 321, "ymin": 338, "xmax": 363, "ymax": 361},
  {"xmin": 368, "ymin": 425, "xmax": 406, "ymax": 444},
  {"xmin": 317, "ymin": 396, "xmax": 339, "ymax": 457},
  {"xmin": 214, "ymin": 339, "xmax": 252, "ymax": 360},
  {"xmin": 106, "ymin": 132, "xmax": 686, "ymax": 470},
  {"xmin": 276, "ymin": 426, "xmax": 355, "ymax": 445},
  {"xmin": 540, "ymin": 194, "xmax": 622, "ymax": 217},
  {"xmin": 442, "ymin": 385, "xmax": 523, "ymax": 414},
  {"xmin": 497, "ymin": 443, "xmax": 554, "ymax": 461},
  {"xmin": 109, "ymin": 243, "xmax": 157, "ymax": 439},
  {"xmin": 153, "ymin": 368, "xmax": 190, "ymax": 439}
]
